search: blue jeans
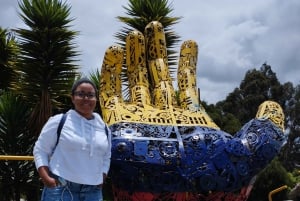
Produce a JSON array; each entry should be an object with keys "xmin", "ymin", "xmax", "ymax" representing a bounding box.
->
[{"xmin": 41, "ymin": 180, "xmax": 103, "ymax": 201}]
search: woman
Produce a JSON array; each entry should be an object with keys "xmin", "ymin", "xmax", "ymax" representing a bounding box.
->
[{"xmin": 33, "ymin": 78, "xmax": 111, "ymax": 201}]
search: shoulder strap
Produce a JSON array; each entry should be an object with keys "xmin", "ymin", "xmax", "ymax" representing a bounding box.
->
[{"xmin": 55, "ymin": 113, "xmax": 67, "ymax": 147}]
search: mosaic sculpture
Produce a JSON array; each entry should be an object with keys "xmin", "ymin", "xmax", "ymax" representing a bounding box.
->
[{"xmin": 99, "ymin": 21, "xmax": 286, "ymax": 201}]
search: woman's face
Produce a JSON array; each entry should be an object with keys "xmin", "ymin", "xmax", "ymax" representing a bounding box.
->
[{"xmin": 71, "ymin": 82, "xmax": 97, "ymax": 119}]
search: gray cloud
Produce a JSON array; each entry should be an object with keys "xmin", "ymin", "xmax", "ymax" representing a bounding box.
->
[{"xmin": 1, "ymin": 0, "xmax": 299, "ymax": 104}]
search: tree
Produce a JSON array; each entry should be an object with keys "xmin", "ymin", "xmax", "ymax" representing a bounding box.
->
[
  {"xmin": 248, "ymin": 158, "xmax": 293, "ymax": 201},
  {"xmin": 89, "ymin": 69, "xmax": 102, "ymax": 114},
  {"xmin": 12, "ymin": 0, "xmax": 79, "ymax": 136},
  {"xmin": 203, "ymin": 101, "xmax": 241, "ymax": 134},
  {"xmin": 280, "ymin": 83, "xmax": 300, "ymax": 171},
  {"xmin": 0, "ymin": 92, "xmax": 36, "ymax": 201},
  {"xmin": 219, "ymin": 63, "xmax": 284, "ymax": 125},
  {"xmin": 0, "ymin": 28, "xmax": 18, "ymax": 93}
]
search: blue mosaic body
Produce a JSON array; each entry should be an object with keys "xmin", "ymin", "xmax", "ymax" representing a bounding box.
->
[{"xmin": 109, "ymin": 119, "xmax": 285, "ymax": 193}]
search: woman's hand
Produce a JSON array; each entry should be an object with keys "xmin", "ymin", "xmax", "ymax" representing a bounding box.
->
[{"xmin": 38, "ymin": 166, "xmax": 58, "ymax": 188}]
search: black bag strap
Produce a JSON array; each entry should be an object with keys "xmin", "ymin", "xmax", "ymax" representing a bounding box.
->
[
  {"xmin": 55, "ymin": 113, "xmax": 107, "ymax": 150},
  {"xmin": 55, "ymin": 113, "xmax": 68, "ymax": 147}
]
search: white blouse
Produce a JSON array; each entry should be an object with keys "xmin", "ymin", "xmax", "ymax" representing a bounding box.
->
[{"xmin": 33, "ymin": 109, "xmax": 111, "ymax": 185}]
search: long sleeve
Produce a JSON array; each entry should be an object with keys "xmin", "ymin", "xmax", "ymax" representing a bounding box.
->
[{"xmin": 33, "ymin": 114, "xmax": 63, "ymax": 169}]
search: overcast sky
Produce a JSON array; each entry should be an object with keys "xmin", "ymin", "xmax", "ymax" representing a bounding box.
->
[{"xmin": 1, "ymin": 0, "xmax": 299, "ymax": 104}]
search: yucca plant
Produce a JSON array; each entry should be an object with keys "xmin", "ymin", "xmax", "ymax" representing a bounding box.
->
[
  {"xmin": 0, "ymin": 92, "xmax": 37, "ymax": 201},
  {"xmin": 115, "ymin": 0, "xmax": 181, "ymax": 99},
  {"xmin": 0, "ymin": 28, "xmax": 18, "ymax": 93},
  {"xmin": 12, "ymin": 0, "xmax": 80, "ymax": 136},
  {"xmin": 116, "ymin": 0, "xmax": 181, "ymax": 55}
]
